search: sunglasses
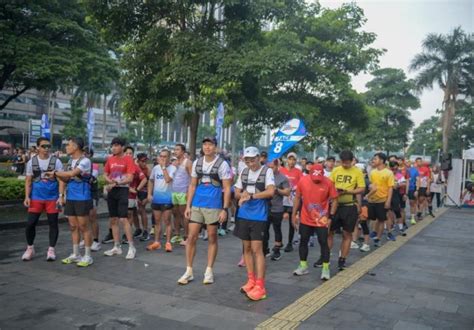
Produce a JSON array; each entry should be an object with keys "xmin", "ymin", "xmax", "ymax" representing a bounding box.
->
[{"xmin": 40, "ymin": 144, "xmax": 51, "ymax": 149}]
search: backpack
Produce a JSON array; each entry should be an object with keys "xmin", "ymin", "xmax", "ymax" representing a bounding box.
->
[
  {"xmin": 195, "ymin": 156, "xmax": 225, "ymax": 187},
  {"xmin": 240, "ymin": 165, "xmax": 268, "ymax": 194},
  {"xmin": 32, "ymin": 156, "xmax": 58, "ymax": 182},
  {"xmin": 66, "ymin": 156, "xmax": 94, "ymax": 187}
]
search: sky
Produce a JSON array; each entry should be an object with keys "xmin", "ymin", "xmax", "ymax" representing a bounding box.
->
[{"xmin": 317, "ymin": 0, "xmax": 473, "ymax": 127}]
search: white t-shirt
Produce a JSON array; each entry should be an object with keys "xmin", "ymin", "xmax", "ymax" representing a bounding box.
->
[
  {"xmin": 150, "ymin": 165, "xmax": 177, "ymax": 203},
  {"xmin": 191, "ymin": 156, "xmax": 232, "ymax": 181},
  {"xmin": 235, "ymin": 166, "xmax": 275, "ymax": 193},
  {"xmin": 237, "ymin": 160, "xmax": 247, "ymax": 176},
  {"xmin": 26, "ymin": 156, "xmax": 64, "ymax": 179},
  {"xmin": 70, "ymin": 157, "xmax": 92, "ymax": 176}
]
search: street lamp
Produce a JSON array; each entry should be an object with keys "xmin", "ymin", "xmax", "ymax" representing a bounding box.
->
[{"xmin": 423, "ymin": 143, "xmax": 426, "ymax": 160}]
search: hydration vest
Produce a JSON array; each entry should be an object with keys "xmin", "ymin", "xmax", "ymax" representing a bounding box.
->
[
  {"xmin": 32, "ymin": 156, "xmax": 58, "ymax": 183},
  {"xmin": 66, "ymin": 156, "xmax": 92, "ymax": 184},
  {"xmin": 195, "ymin": 156, "xmax": 224, "ymax": 187},
  {"xmin": 241, "ymin": 166, "xmax": 268, "ymax": 193}
]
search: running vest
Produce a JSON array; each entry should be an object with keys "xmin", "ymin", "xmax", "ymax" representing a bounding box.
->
[
  {"xmin": 192, "ymin": 156, "xmax": 225, "ymax": 209},
  {"xmin": 172, "ymin": 158, "xmax": 191, "ymax": 193},
  {"xmin": 237, "ymin": 166, "xmax": 270, "ymax": 222},
  {"xmin": 66, "ymin": 157, "xmax": 92, "ymax": 201},
  {"xmin": 30, "ymin": 156, "xmax": 60, "ymax": 201}
]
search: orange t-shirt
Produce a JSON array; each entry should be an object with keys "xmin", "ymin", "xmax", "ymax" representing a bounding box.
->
[{"xmin": 297, "ymin": 176, "xmax": 338, "ymax": 228}]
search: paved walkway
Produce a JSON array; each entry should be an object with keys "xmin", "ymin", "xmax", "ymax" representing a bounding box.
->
[{"xmin": 0, "ymin": 208, "xmax": 472, "ymax": 329}]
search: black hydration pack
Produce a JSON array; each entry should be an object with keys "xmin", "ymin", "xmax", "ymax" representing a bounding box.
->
[
  {"xmin": 31, "ymin": 156, "xmax": 58, "ymax": 182},
  {"xmin": 240, "ymin": 165, "xmax": 268, "ymax": 193},
  {"xmin": 66, "ymin": 156, "xmax": 94, "ymax": 186},
  {"xmin": 195, "ymin": 156, "xmax": 225, "ymax": 187}
]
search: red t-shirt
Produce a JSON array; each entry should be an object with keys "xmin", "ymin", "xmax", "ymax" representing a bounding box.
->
[
  {"xmin": 138, "ymin": 165, "xmax": 150, "ymax": 192},
  {"xmin": 129, "ymin": 164, "xmax": 146, "ymax": 199},
  {"xmin": 104, "ymin": 155, "xmax": 136, "ymax": 187},
  {"xmin": 297, "ymin": 175, "xmax": 338, "ymax": 228},
  {"xmin": 280, "ymin": 167, "xmax": 303, "ymax": 188},
  {"xmin": 418, "ymin": 166, "xmax": 431, "ymax": 188}
]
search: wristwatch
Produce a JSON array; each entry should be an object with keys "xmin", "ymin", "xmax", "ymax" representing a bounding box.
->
[
  {"xmin": 59, "ymin": 193, "xmax": 64, "ymax": 197},
  {"xmin": 250, "ymin": 194, "xmax": 254, "ymax": 200}
]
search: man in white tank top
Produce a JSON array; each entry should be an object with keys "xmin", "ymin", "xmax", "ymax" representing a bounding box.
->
[{"xmin": 171, "ymin": 144, "xmax": 192, "ymax": 245}]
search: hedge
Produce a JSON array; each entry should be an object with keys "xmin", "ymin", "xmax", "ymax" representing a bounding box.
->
[{"xmin": 0, "ymin": 169, "xmax": 18, "ymax": 178}]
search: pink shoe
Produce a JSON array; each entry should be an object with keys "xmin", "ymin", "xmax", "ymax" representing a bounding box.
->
[
  {"xmin": 22, "ymin": 246, "xmax": 35, "ymax": 261},
  {"xmin": 180, "ymin": 239, "xmax": 187, "ymax": 246},
  {"xmin": 238, "ymin": 256, "xmax": 246, "ymax": 267},
  {"xmin": 46, "ymin": 247, "xmax": 56, "ymax": 262}
]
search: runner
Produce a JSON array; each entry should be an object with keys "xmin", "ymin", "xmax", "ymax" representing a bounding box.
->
[
  {"xmin": 136, "ymin": 153, "xmax": 151, "ymax": 241},
  {"xmin": 389, "ymin": 159, "xmax": 407, "ymax": 236},
  {"xmin": 292, "ymin": 164, "xmax": 337, "ymax": 280},
  {"xmin": 22, "ymin": 137, "xmax": 64, "ymax": 261},
  {"xmin": 235, "ymin": 147, "xmax": 275, "ymax": 300},
  {"xmin": 177, "ymin": 137, "xmax": 232, "ymax": 285},
  {"xmin": 102, "ymin": 137, "xmax": 137, "ymax": 260},
  {"xmin": 146, "ymin": 149, "xmax": 176, "ymax": 252},
  {"xmin": 429, "ymin": 165, "xmax": 445, "ymax": 212},
  {"xmin": 368, "ymin": 152, "xmax": 395, "ymax": 247},
  {"xmin": 280, "ymin": 152, "xmax": 303, "ymax": 252},
  {"xmin": 171, "ymin": 144, "xmax": 192, "ymax": 246},
  {"xmin": 324, "ymin": 157, "xmax": 336, "ymax": 177},
  {"xmin": 351, "ymin": 166, "xmax": 371, "ymax": 252},
  {"xmin": 264, "ymin": 159, "xmax": 290, "ymax": 261},
  {"xmin": 407, "ymin": 160, "xmax": 419, "ymax": 225},
  {"xmin": 417, "ymin": 159, "xmax": 432, "ymax": 218},
  {"xmin": 48, "ymin": 137, "xmax": 94, "ymax": 267},
  {"xmin": 326, "ymin": 150, "xmax": 365, "ymax": 270}
]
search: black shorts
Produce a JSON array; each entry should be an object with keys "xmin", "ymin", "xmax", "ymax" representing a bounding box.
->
[
  {"xmin": 151, "ymin": 203, "xmax": 173, "ymax": 212},
  {"xmin": 107, "ymin": 187, "xmax": 129, "ymax": 218},
  {"xmin": 65, "ymin": 200, "xmax": 93, "ymax": 217},
  {"xmin": 330, "ymin": 205, "xmax": 358, "ymax": 233},
  {"xmin": 283, "ymin": 206, "xmax": 293, "ymax": 214},
  {"xmin": 418, "ymin": 188, "xmax": 428, "ymax": 197},
  {"xmin": 368, "ymin": 202, "xmax": 388, "ymax": 221},
  {"xmin": 92, "ymin": 198, "xmax": 99, "ymax": 209},
  {"xmin": 408, "ymin": 190, "xmax": 417, "ymax": 201},
  {"xmin": 234, "ymin": 218, "xmax": 266, "ymax": 241},
  {"xmin": 400, "ymin": 194, "xmax": 406, "ymax": 209},
  {"xmin": 137, "ymin": 191, "xmax": 148, "ymax": 201}
]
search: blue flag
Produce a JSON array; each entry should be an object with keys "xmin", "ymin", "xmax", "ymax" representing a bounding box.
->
[
  {"xmin": 87, "ymin": 108, "xmax": 95, "ymax": 149},
  {"xmin": 215, "ymin": 102, "xmax": 225, "ymax": 146},
  {"xmin": 40, "ymin": 114, "xmax": 51, "ymax": 139},
  {"xmin": 268, "ymin": 118, "xmax": 307, "ymax": 161}
]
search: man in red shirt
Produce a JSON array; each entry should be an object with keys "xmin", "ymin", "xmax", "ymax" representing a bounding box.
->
[
  {"xmin": 416, "ymin": 158, "xmax": 432, "ymax": 219},
  {"xmin": 280, "ymin": 152, "xmax": 303, "ymax": 252},
  {"xmin": 103, "ymin": 138, "xmax": 137, "ymax": 260},
  {"xmin": 292, "ymin": 164, "xmax": 338, "ymax": 280},
  {"xmin": 136, "ymin": 153, "xmax": 151, "ymax": 241}
]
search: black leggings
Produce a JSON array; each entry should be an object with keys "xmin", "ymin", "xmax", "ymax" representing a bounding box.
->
[
  {"xmin": 263, "ymin": 212, "xmax": 283, "ymax": 253},
  {"xmin": 285, "ymin": 208, "xmax": 295, "ymax": 245},
  {"xmin": 360, "ymin": 220, "xmax": 370, "ymax": 235},
  {"xmin": 299, "ymin": 223, "xmax": 329, "ymax": 263},
  {"xmin": 25, "ymin": 213, "xmax": 59, "ymax": 247},
  {"xmin": 430, "ymin": 192, "xmax": 441, "ymax": 208}
]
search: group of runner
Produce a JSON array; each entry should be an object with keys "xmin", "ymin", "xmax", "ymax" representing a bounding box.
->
[{"xmin": 20, "ymin": 135, "xmax": 445, "ymax": 301}]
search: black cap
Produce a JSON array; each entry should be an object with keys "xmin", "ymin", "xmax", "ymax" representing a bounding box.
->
[
  {"xmin": 69, "ymin": 137, "xmax": 84, "ymax": 150},
  {"xmin": 202, "ymin": 136, "xmax": 217, "ymax": 145},
  {"xmin": 260, "ymin": 151, "xmax": 268, "ymax": 157},
  {"xmin": 137, "ymin": 153, "xmax": 148, "ymax": 161},
  {"xmin": 111, "ymin": 137, "xmax": 126, "ymax": 146}
]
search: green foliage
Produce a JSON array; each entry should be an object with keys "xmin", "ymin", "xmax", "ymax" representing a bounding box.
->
[
  {"xmin": 0, "ymin": 169, "xmax": 17, "ymax": 178},
  {"xmin": 61, "ymin": 97, "xmax": 87, "ymax": 140},
  {"xmin": 0, "ymin": 178, "xmax": 24, "ymax": 201},
  {"xmin": 0, "ymin": 0, "xmax": 117, "ymax": 110},
  {"xmin": 407, "ymin": 116, "xmax": 442, "ymax": 159}
]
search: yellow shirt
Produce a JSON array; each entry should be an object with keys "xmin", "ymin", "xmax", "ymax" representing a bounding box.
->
[
  {"xmin": 329, "ymin": 166, "xmax": 365, "ymax": 204},
  {"xmin": 369, "ymin": 168, "xmax": 395, "ymax": 203}
]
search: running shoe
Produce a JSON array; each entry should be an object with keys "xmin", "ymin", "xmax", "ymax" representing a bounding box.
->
[
  {"xmin": 126, "ymin": 246, "xmax": 136, "ymax": 260},
  {"xmin": 338, "ymin": 257, "xmax": 346, "ymax": 271},
  {"xmin": 79, "ymin": 240, "xmax": 85, "ymax": 249},
  {"xmin": 139, "ymin": 230, "xmax": 150, "ymax": 242},
  {"xmin": 238, "ymin": 256, "xmax": 246, "ymax": 267},
  {"xmin": 429, "ymin": 211, "xmax": 435, "ymax": 218},
  {"xmin": 180, "ymin": 239, "xmax": 187, "ymax": 246},
  {"xmin": 22, "ymin": 246, "xmax": 35, "ymax": 261},
  {"xmin": 369, "ymin": 231, "xmax": 377, "ymax": 239},
  {"xmin": 203, "ymin": 230, "xmax": 208, "ymax": 241},
  {"xmin": 359, "ymin": 243, "xmax": 371, "ymax": 252},
  {"xmin": 399, "ymin": 228, "xmax": 407, "ymax": 237},
  {"xmin": 403, "ymin": 223, "xmax": 408, "ymax": 230},
  {"xmin": 321, "ymin": 268, "xmax": 331, "ymax": 281},
  {"xmin": 46, "ymin": 247, "xmax": 56, "ymax": 262},
  {"xmin": 203, "ymin": 270, "xmax": 214, "ymax": 284},
  {"xmin": 240, "ymin": 279, "xmax": 255, "ymax": 294},
  {"xmin": 410, "ymin": 216, "xmax": 417, "ymax": 225},
  {"xmin": 150, "ymin": 227, "xmax": 155, "ymax": 236},
  {"xmin": 147, "ymin": 242, "xmax": 161, "ymax": 251},
  {"xmin": 177, "ymin": 272, "xmax": 194, "ymax": 285},
  {"xmin": 165, "ymin": 242, "xmax": 173, "ymax": 252},
  {"xmin": 170, "ymin": 235, "xmax": 181, "ymax": 244},
  {"xmin": 133, "ymin": 228, "xmax": 143, "ymax": 238},
  {"xmin": 121, "ymin": 234, "xmax": 128, "ymax": 245},
  {"xmin": 284, "ymin": 244, "xmax": 293, "ymax": 253},
  {"xmin": 62, "ymin": 254, "xmax": 81, "ymax": 264},
  {"xmin": 104, "ymin": 246, "xmax": 123, "ymax": 256},
  {"xmin": 77, "ymin": 255, "xmax": 94, "ymax": 267},
  {"xmin": 247, "ymin": 285, "xmax": 267, "ymax": 301},
  {"xmin": 218, "ymin": 229, "xmax": 226, "ymax": 236},
  {"xmin": 264, "ymin": 248, "xmax": 271, "ymax": 258},
  {"xmin": 270, "ymin": 249, "xmax": 281, "ymax": 261},
  {"xmin": 313, "ymin": 257, "xmax": 323, "ymax": 268},
  {"xmin": 91, "ymin": 241, "xmax": 101, "ymax": 252},
  {"xmin": 350, "ymin": 241, "xmax": 359, "ymax": 249},
  {"xmin": 373, "ymin": 238, "xmax": 380, "ymax": 247},
  {"xmin": 101, "ymin": 232, "xmax": 114, "ymax": 244},
  {"xmin": 387, "ymin": 232, "xmax": 396, "ymax": 241},
  {"xmin": 293, "ymin": 264, "xmax": 309, "ymax": 276}
]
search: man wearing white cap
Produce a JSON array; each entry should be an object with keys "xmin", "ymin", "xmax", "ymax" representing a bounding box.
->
[{"xmin": 235, "ymin": 147, "xmax": 275, "ymax": 301}]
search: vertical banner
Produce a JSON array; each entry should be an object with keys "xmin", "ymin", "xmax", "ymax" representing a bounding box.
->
[
  {"xmin": 40, "ymin": 114, "xmax": 51, "ymax": 139},
  {"xmin": 215, "ymin": 102, "xmax": 225, "ymax": 147},
  {"xmin": 267, "ymin": 118, "xmax": 307, "ymax": 161},
  {"xmin": 87, "ymin": 107, "xmax": 95, "ymax": 150}
]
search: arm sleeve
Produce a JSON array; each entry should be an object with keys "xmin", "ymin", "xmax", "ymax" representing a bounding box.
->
[{"xmin": 265, "ymin": 168, "xmax": 275, "ymax": 187}]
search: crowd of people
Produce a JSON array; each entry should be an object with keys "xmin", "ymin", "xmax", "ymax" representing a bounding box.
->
[{"xmin": 21, "ymin": 136, "xmax": 450, "ymax": 301}]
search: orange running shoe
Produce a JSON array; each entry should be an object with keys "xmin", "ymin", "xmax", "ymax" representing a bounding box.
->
[
  {"xmin": 165, "ymin": 242, "xmax": 173, "ymax": 252},
  {"xmin": 247, "ymin": 285, "xmax": 267, "ymax": 301},
  {"xmin": 240, "ymin": 278, "xmax": 255, "ymax": 294},
  {"xmin": 147, "ymin": 241, "xmax": 161, "ymax": 251}
]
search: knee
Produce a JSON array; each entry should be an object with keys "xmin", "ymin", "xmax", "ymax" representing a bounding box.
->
[
  {"xmin": 243, "ymin": 244, "xmax": 252, "ymax": 254},
  {"xmin": 69, "ymin": 224, "xmax": 78, "ymax": 232},
  {"xmin": 207, "ymin": 232, "xmax": 217, "ymax": 244}
]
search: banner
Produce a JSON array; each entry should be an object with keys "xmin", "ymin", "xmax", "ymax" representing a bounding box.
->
[
  {"xmin": 40, "ymin": 114, "xmax": 51, "ymax": 139},
  {"xmin": 267, "ymin": 118, "xmax": 307, "ymax": 161},
  {"xmin": 87, "ymin": 107, "xmax": 95, "ymax": 150},
  {"xmin": 215, "ymin": 102, "xmax": 225, "ymax": 146}
]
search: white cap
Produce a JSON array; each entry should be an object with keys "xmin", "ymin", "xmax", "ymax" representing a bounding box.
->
[
  {"xmin": 243, "ymin": 146, "xmax": 260, "ymax": 158},
  {"xmin": 287, "ymin": 152, "xmax": 298, "ymax": 159},
  {"xmin": 317, "ymin": 156, "xmax": 325, "ymax": 163}
]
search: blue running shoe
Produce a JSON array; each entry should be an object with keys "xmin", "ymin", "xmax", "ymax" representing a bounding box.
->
[
  {"xmin": 387, "ymin": 232, "xmax": 396, "ymax": 241},
  {"xmin": 369, "ymin": 231, "xmax": 377, "ymax": 239}
]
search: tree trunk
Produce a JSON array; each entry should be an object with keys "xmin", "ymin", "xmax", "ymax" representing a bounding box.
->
[
  {"xmin": 49, "ymin": 92, "xmax": 56, "ymax": 147},
  {"xmin": 102, "ymin": 94, "xmax": 107, "ymax": 148},
  {"xmin": 189, "ymin": 109, "xmax": 200, "ymax": 160},
  {"xmin": 441, "ymin": 90, "xmax": 456, "ymax": 153},
  {"xmin": 231, "ymin": 107, "xmax": 237, "ymax": 167}
]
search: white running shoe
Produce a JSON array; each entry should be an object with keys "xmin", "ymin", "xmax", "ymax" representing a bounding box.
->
[
  {"xmin": 203, "ymin": 270, "xmax": 214, "ymax": 284},
  {"xmin": 350, "ymin": 241, "xmax": 359, "ymax": 249},
  {"xmin": 22, "ymin": 246, "xmax": 35, "ymax": 261},
  {"xmin": 77, "ymin": 255, "xmax": 94, "ymax": 267},
  {"xmin": 360, "ymin": 243, "xmax": 371, "ymax": 252},
  {"xmin": 293, "ymin": 265, "xmax": 309, "ymax": 276},
  {"xmin": 46, "ymin": 247, "xmax": 56, "ymax": 261},
  {"xmin": 91, "ymin": 241, "xmax": 101, "ymax": 252},
  {"xmin": 321, "ymin": 268, "xmax": 331, "ymax": 281},
  {"xmin": 61, "ymin": 254, "xmax": 81, "ymax": 264},
  {"xmin": 177, "ymin": 272, "xmax": 194, "ymax": 285},
  {"xmin": 104, "ymin": 246, "xmax": 123, "ymax": 256},
  {"xmin": 126, "ymin": 246, "xmax": 136, "ymax": 260}
]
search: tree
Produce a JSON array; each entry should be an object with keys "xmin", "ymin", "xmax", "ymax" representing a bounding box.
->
[
  {"xmin": 407, "ymin": 116, "xmax": 442, "ymax": 160},
  {"xmin": 360, "ymin": 68, "xmax": 420, "ymax": 154},
  {"xmin": 0, "ymin": 0, "xmax": 116, "ymax": 110},
  {"xmin": 61, "ymin": 97, "xmax": 87, "ymax": 140},
  {"xmin": 410, "ymin": 27, "xmax": 473, "ymax": 153}
]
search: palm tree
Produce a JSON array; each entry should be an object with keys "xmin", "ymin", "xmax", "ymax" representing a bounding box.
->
[{"xmin": 410, "ymin": 27, "xmax": 473, "ymax": 153}]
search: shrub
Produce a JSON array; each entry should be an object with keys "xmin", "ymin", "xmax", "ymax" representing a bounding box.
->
[
  {"xmin": 0, "ymin": 178, "xmax": 25, "ymax": 201},
  {"xmin": 0, "ymin": 169, "xmax": 18, "ymax": 178}
]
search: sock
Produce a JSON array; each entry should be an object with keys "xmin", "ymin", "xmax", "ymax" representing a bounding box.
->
[
  {"xmin": 128, "ymin": 241, "xmax": 134, "ymax": 247},
  {"xmin": 186, "ymin": 266, "xmax": 193, "ymax": 275},
  {"xmin": 398, "ymin": 223, "xmax": 403, "ymax": 230},
  {"xmin": 205, "ymin": 266, "xmax": 212, "ymax": 274},
  {"xmin": 323, "ymin": 262, "xmax": 329, "ymax": 270},
  {"xmin": 247, "ymin": 272, "xmax": 256, "ymax": 281},
  {"xmin": 256, "ymin": 278, "xmax": 265, "ymax": 288},
  {"xmin": 300, "ymin": 260, "xmax": 308, "ymax": 268},
  {"xmin": 73, "ymin": 244, "xmax": 79, "ymax": 256},
  {"xmin": 114, "ymin": 241, "xmax": 120, "ymax": 248},
  {"xmin": 85, "ymin": 247, "xmax": 91, "ymax": 257}
]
